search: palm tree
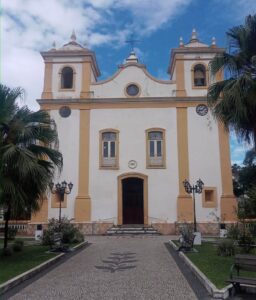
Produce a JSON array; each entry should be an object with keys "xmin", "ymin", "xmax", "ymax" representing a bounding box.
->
[
  {"xmin": 0, "ymin": 84, "xmax": 63, "ymax": 249},
  {"xmin": 207, "ymin": 14, "xmax": 256, "ymax": 148}
]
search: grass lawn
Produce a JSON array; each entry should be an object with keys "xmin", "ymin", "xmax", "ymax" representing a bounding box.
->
[
  {"xmin": 185, "ymin": 243, "xmax": 233, "ymax": 289},
  {"xmin": 181, "ymin": 242, "xmax": 256, "ymax": 289},
  {"xmin": 0, "ymin": 244, "xmax": 57, "ymax": 284}
]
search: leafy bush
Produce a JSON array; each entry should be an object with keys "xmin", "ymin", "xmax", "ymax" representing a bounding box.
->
[
  {"xmin": 42, "ymin": 217, "xmax": 84, "ymax": 247},
  {"xmin": 42, "ymin": 228, "xmax": 55, "ymax": 248},
  {"xmin": 238, "ymin": 230, "xmax": 255, "ymax": 253},
  {"xmin": 12, "ymin": 239, "xmax": 24, "ymax": 252},
  {"xmin": 8, "ymin": 228, "xmax": 17, "ymax": 240},
  {"xmin": 178, "ymin": 223, "xmax": 194, "ymax": 242},
  {"xmin": 227, "ymin": 223, "xmax": 239, "ymax": 240},
  {"xmin": 73, "ymin": 231, "xmax": 84, "ymax": 243},
  {"xmin": 217, "ymin": 239, "xmax": 236, "ymax": 256}
]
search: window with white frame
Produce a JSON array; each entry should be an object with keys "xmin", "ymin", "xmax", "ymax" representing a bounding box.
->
[
  {"xmin": 101, "ymin": 131, "xmax": 118, "ymax": 168},
  {"xmin": 147, "ymin": 130, "xmax": 165, "ymax": 167}
]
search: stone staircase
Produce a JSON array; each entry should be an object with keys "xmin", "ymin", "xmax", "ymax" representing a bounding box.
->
[{"xmin": 105, "ymin": 225, "xmax": 160, "ymax": 235}]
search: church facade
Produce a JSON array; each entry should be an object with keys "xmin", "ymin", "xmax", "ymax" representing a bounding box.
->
[{"xmin": 31, "ymin": 30, "xmax": 237, "ymax": 235}]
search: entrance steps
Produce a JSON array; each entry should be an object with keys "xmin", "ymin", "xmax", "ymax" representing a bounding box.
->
[{"xmin": 105, "ymin": 225, "xmax": 161, "ymax": 235}]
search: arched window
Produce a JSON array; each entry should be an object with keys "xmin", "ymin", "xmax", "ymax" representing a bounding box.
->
[
  {"xmin": 146, "ymin": 129, "xmax": 166, "ymax": 168},
  {"xmin": 61, "ymin": 67, "xmax": 73, "ymax": 89},
  {"xmin": 100, "ymin": 130, "xmax": 119, "ymax": 169},
  {"xmin": 194, "ymin": 64, "xmax": 206, "ymax": 87}
]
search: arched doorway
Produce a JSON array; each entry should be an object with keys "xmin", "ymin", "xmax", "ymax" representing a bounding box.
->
[{"xmin": 118, "ymin": 173, "xmax": 148, "ymax": 225}]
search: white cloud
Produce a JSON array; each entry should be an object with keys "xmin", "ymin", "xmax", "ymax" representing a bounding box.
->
[{"xmin": 1, "ymin": 0, "xmax": 193, "ymax": 109}]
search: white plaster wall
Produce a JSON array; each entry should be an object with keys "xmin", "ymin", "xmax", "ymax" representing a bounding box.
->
[
  {"xmin": 52, "ymin": 62, "xmax": 82, "ymax": 99},
  {"xmin": 91, "ymin": 66, "xmax": 176, "ymax": 98},
  {"xmin": 48, "ymin": 109, "xmax": 80, "ymax": 220},
  {"xmin": 89, "ymin": 108, "xmax": 179, "ymax": 223},
  {"xmin": 187, "ymin": 107, "xmax": 222, "ymax": 222}
]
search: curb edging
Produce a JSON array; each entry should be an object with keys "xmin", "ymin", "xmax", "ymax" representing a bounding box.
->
[
  {"xmin": 0, "ymin": 241, "xmax": 88, "ymax": 296},
  {"xmin": 169, "ymin": 240, "xmax": 231, "ymax": 299}
]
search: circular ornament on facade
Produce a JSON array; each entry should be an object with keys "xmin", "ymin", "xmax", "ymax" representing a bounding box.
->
[
  {"xmin": 196, "ymin": 104, "xmax": 208, "ymax": 116},
  {"xmin": 126, "ymin": 84, "xmax": 140, "ymax": 97},
  {"xmin": 59, "ymin": 106, "xmax": 71, "ymax": 118},
  {"xmin": 128, "ymin": 160, "xmax": 137, "ymax": 169}
]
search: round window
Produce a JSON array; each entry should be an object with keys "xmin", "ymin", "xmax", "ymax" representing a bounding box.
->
[
  {"xmin": 126, "ymin": 84, "xmax": 139, "ymax": 96},
  {"xmin": 59, "ymin": 106, "xmax": 71, "ymax": 118}
]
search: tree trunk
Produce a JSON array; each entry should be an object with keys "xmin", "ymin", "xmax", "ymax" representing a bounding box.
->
[{"xmin": 3, "ymin": 204, "xmax": 11, "ymax": 249}]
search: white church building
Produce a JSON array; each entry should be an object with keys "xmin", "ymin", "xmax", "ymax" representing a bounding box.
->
[{"xmin": 31, "ymin": 30, "xmax": 237, "ymax": 235}]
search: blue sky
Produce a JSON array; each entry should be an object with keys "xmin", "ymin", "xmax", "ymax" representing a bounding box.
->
[{"xmin": 1, "ymin": 0, "xmax": 256, "ymax": 165}]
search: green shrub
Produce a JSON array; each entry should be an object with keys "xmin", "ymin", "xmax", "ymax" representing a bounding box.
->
[
  {"xmin": 227, "ymin": 223, "xmax": 239, "ymax": 240},
  {"xmin": 62, "ymin": 226, "xmax": 76, "ymax": 244},
  {"xmin": 42, "ymin": 228, "xmax": 55, "ymax": 248},
  {"xmin": 73, "ymin": 231, "xmax": 84, "ymax": 243},
  {"xmin": 217, "ymin": 239, "xmax": 236, "ymax": 256},
  {"xmin": 178, "ymin": 223, "xmax": 194, "ymax": 241},
  {"xmin": 238, "ymin": 231, "xmax": 255, "ymax": 253},
  {"xmin": 8, "ymin": 228, "xmax": 17, "ymax": 240},
  {"xmin": 12, "ymin": 240, "xmax": 24, "ymax": 252},
  {"xmin": 42, "ymin": 217, "xmax": 84, "ymax": 247}
]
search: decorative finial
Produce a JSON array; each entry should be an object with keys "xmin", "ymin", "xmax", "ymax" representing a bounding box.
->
[
  {"xmin": 211, "ymin": 37, "xmax": 216, "ymax": 47},
  {"xmin": 70, "ymin": 30, "xmax": 76, "ymax": 42},
  {"xmin": 191, "ymin": 28, "xmax": 198, "ymax": 42},
  {"xmin": 52, "ymin": 41, "xmax": 56, "ymax": 49},
  {"xmin": 179, "ymin": 36, "xmax": 184, "ymax": 47}
]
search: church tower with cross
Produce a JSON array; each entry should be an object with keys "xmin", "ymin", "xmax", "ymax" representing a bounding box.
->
[{"xmin": 30, "ymin": 29, "xmax": 237, "ymax": 235}]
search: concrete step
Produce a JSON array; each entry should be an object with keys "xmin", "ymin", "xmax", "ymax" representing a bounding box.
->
[{"xmin": 105, "ymin": 226, "xmax": 161, "ymax": 235}]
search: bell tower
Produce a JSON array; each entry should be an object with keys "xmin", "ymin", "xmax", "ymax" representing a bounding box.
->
[
  {"xmin": 40, "ymin": 31, "xmax": 100, "ymax": 100},
  {"xmin": 167, "ymin": 29, "xmax": 224, "ymax": 98}
]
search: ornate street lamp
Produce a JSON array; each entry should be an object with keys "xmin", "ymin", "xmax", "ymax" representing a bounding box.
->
[
  {"xmin": 183, "ymin": 179, "xmax": 204, "ymax": 232},
  {"xmin": 49, "ymin": 181, "xmax": 73, "ymax": 224}
]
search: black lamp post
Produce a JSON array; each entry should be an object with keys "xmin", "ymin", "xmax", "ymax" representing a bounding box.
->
[
  {"xmin": 183, "ymin": 179, "xmax": 204, "ymax": 232},
  {"xmin": 49, "ymin": 181, "xmax": 73, "ymax": 224}
]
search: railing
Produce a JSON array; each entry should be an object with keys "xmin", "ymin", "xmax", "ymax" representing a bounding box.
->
[{"xmin": 0, "ymin": 221, "xmax": 29, "ymax": 231}]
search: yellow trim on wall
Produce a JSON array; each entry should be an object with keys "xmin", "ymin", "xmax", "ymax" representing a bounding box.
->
[
  {"xmin": 117, "ymin": 172, "xmax": 148, "ymax": 226},
  {"xmin": 175, "ymin": 54, "xmax": 187, "ymax": 97},
  {"xmin": 80, "ymin": 62, "xmax": 92, "ymax": 98},
  {"xmin": 99, "ymin": 128, "xmax": 119, "ymax": 169},
  {"xmin": 145, "ymin": 128, "xmax": 166, "ymax": 169},
  {"xmin": 41, "ymin": 62, "xmax": 53, "ymax": 99},
  {"xmin": 176, "ymin": 107, "xmax": 193, "ymax": 221},
  {"xmin": 176, "ymin": 108, "xmax": 189, "ymax": 195},
  {"xmin": 74, "ymin": 109, "xmax": 91, "ymax": 222},
  {"xmin": 39, "ymin": 100, "xmax": 207, "ymax": 111},
  {"xmin": 218, "ymin": 121, "xmax": 237, "ymax": 221},
  {"xmin": 30, "ymin": 196, "xmax": 48, "ymax": 223}
]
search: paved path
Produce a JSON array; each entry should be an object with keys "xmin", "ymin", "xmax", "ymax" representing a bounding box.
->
[{"xmin": 10, "ymin": 236, "xmax": 199, "ymax": 300}]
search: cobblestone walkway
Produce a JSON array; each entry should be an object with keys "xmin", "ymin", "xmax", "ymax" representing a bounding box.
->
[{"xmin": 10, "ymin": 236, "xmax": 198, "ymax": 300}]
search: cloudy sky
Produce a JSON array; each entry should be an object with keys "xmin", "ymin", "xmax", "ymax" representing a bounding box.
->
[{"xmin": 1, "ymin": 0, "xmax": 256, "ymax": 164}]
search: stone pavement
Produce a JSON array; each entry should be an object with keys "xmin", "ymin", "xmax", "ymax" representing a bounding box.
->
[{"xmin": 8, "ymin": 235, "xmax": 200, "ymax": 300}]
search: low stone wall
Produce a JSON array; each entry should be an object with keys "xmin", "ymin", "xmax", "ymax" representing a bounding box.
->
[
  {"xmin": 175, "ymin": 222, "xmax": 220, "ymax": 236},
  {"xmin": 23, "ymin": 221, "xmax": 232, "ymax": 236},
  {"xmin": 73, "ymin": 222, "xmax": 114, "ymax": 235},
  {"xmin": 152, "ymin": 223, "xmax": 176, "ymax": 235}
]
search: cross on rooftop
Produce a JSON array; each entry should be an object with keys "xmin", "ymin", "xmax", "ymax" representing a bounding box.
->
[{"xmin": 125, "ymin": 34, "xmax": 140, "ymax": 51}]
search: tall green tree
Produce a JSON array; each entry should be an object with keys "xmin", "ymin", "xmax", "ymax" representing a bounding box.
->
[
  {"xmin": 207, "ymin": 14, "xmax": 256, "ymax": 148},
  {"xmin": 0, "ymin": 84, "xmax": 63, "ymax": 249}
]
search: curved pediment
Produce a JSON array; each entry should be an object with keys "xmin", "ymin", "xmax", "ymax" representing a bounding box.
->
[{"xmin": 91, "ymin": 63, "xmax": 176, "ymax": 98}]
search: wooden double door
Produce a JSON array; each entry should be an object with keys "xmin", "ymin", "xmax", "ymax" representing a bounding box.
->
[{"xmin": 122, "ymin": 177, "xmax": 144, "ymax": 224}]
